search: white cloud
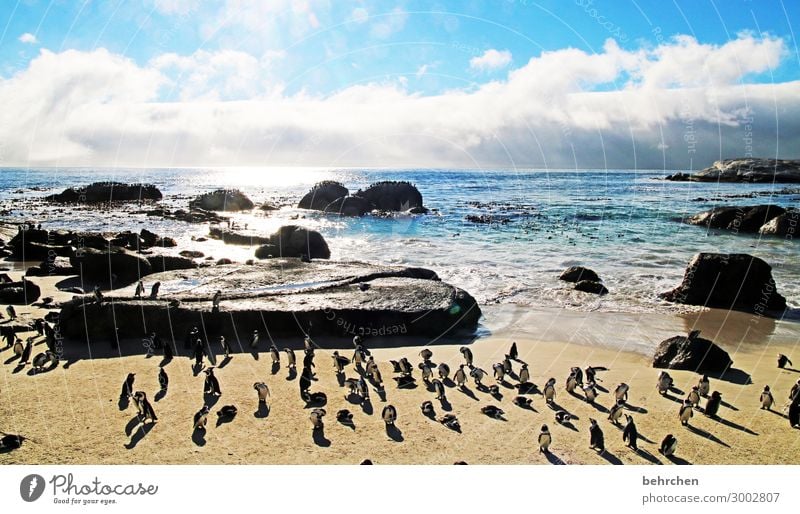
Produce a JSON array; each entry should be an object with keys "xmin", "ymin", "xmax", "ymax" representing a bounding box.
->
[
  {"xmin": 470, "ymin": 49, "xmax": 512, "ymax": 72},
  {"xmin": 415, "ymin": 64, "xmax": 431, "ymax": 78},
  {"xmin": 370, "ymin": 7, "xmax": 407, "ymax": 39},
  {"xmin": 0, "ymin": 34, "xmax": 797, "ymax": 170},
  {"xmin": 18, "ymin": 33, "xmax": 37, "ymax": 44},
  {"xmin": 150, "ymin": 0, "xmax": 199, "ymax": 15},
  {"xmin": 350, "ymin": 7, "xmax": 369, "ymax": 24}
]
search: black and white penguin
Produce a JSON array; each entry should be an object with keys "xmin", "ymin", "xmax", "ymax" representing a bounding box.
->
[
  {"xmin": 12, "ymin": 338, "xmax": 24, "ymax": 357},
  {"xmin": 253, "ymin": 382, "xmax": 270, "ymax": 403},
  {"xmin": 399, "ymin": 357, "xmax": 413, "ymax": 376},
  {"xmin": 454, "ymin": 364, "xmax": 467, "ymax": 387},
  {"xmin": 614, "ymin": 383, "xmax": 629, "ymax": 402},
  {"xmin": 134, "ymin": 281, "xmax": 144, "ymax": 298},
  {"xmin": 158, "ymin": 368, "xmax": 169, "ymax": 393},
  {"xmin": 193, "ymin": 405, "xmax": 210, "ymax": 430},
  {"xmin": 193, "ymin": 338, "xmax": 206, "ymax": 368},
  {"xmin": 493, "ymin": 363, "xmax": 505, "ymax": 382},
  {"xmin": 212, "ymin": 290, "xmax": 222, "ymax": 310},
  {"xmin": 219, "ymin": 336, "xmax": 232, "ymax": 359},
  {"xmin": 508, "ymin": 341, "xmax": 519, "ymax": 361},
  {"xmin": 5, "ymin": 305, "xmax": 16, "ymax": 320},
  {"xmin": 269, "ymin": 343, "xmax": 280, "ymax": 365},
  {"xmin": 588, "ymin": 418, "xmax": 604, "ymax": 452},
  {"xmin": 687, "ymin": 386, "xmax": 700, "ymax": 407},
  {"xmin": 538, "ymin": 425, "xmax": 552, "ymax": 453},
  {"xmin": 789, "ymin": 395, "xmax": 800, "ymax": 428},
  {"xmin": 440, "ymin": 414, "xmax": 460, "ymax": 431},
  {"xmin": 570, "ymin": 366, "xmax": 584, "ymax": 386},
  {"xmin": 135, "ymin": 392, "xmax": 157, "ymax": 423},
  {"xmin": 470, "ymin": 366, "xmax": 486, "ymax": 387},
  {"xmin": 488, "ymin": 384, "xmax": 501, "ymax": 398},
  {"xmin": 310, "ymin": 408, "xmax": 326, "ymax": 430},
  {"xmin": 31, "ymin": 352, "xmax": 49, "ymax": 372},
  {"xmin": 583, "ymin": 383, "xmax": 597, "ymax": 404},
  {"xmin": 93, "ymin": 285, "xmax": 104, "ymax": 304},
  {"xmin": 778, "ymin": 354, "xmax": 793, "ymax": 369},
  {"xmin": 120, "ymin": 373, "xmax": 135, "ymax": 400},
  {"xmin": 566, "ymin": 372, "xmax": 578, "ymax": 393},
  {"xmin": 336, "ymin": 409, "xmax": 353, "ymax": 424},
  {"xmin": 299, "ymin": 367, "xmax": 313, "ymax": 397},
  {"xmin": 657, "ymin": 371, "xmax": 673, "ymax": 395},
  {"xmin": 659, "ymin": 434, "xmax": 678, "ymax": 457},
  {"xmin": 303, "ymin": 348, "xmax": 315, "ymax": 370},
  {"xmin": 513, "ymin": 396, "xmax": 532, "ymax": 408},
  {"xmin": 554, "ymin": 410, "xmax": 571, "ymax": 424},
  {"xmin": 352, "ymin": 346, "xmax": 367, "ymax": 367},
  {"xmin": 353, "ymin": 335, "xmax": 364, "ymax": 348},
  {"xmin": 418, "ymin": 362, "xmax": 433, "ymax": 383},
  {"xmin": 502, "ymin": 357, "xmax": 512, "ymax": 374},
  {"xmin": 622, "ymin": 415, "xmax": 638, "ymax": 450},
  {"xmin": 185, "ymin": 326, "xmax": 199, "ymax": 350},
  {"xmin": 382, "ymin": 405, "xmax": 397, "ymax": 425},
  {"xmin": 204, "ymin": 367, "xmax": 221, "ymax": 396},
  {"xmin": 216, "ymin": 405, "xmax": 237, "ymax": 420},
  {"xmin": 356, "ymin": 376, "xmax": 369, "ymax": 400},
  {"xmin": 284, "ymin": 348, "xmax": 296, "ymax": 369},
  {"xmin": 481, "ymin": 405, "xmax": 505, "ymax": 419},
  {"xmin": 438, "ymin": 362, "xmax": 450, "ymax": 380},
  {"xmin": 459, "ymin": 346, "xmax": 473, "ymax": 366},
  {"xmin": 759, "ymin": 386, "xmax": 774, "ymax": 410},
  {"xmin": 704, "ymin": 391, "xmax": 722, "ymax": 418},
  {"xmin": 250, "ymin": 330, "xmax": 259, "ymax": 349},
  {"xmin": 791, "ymin": 380, "xmax": 800, "ymax": 403},
  {"xmin": 608, "ymin": 399, "xmax": 625, "ymax": 425},
  {"xmin": 421, "ymin": 400, "xmax": 435, "ymax": 417},
  {"xmin": 679, "ymin": 400, "xmax": 693, "ymax": 426},
  {"xmin": 20, "ymin": 338, "xmax": 32, "ymax": 364},
  {"xmin": 344, "ymin": 378, "xmax": 360, "ymax": 396},
  {"xmin": 518, "ymin": 363, "xmax": 530, "ymax": 384},
  {"xmin": 149, "ymin": 281, "xmax": 160, "ymax": 299},
  {"xmin": 419, "ymin": 348, "xmax": 433, "ymax": 363},
  {"xmin": 544, "ymin": 378, "xmax": 556, "ymax": 404},
  {"xmin": 0, "ymin": 433, "xmax": 26, "ymax": 450},
  {"xmin": 432, "ymin": 379, "xmax": 445, "ymax": 400},
  {"xmin": 365, "ymin": 356, "xmax": 378, "ymax": 377},
  {"xmin": 697, "ymin": 375, "xmax": 710, "ymax": 397},
  {"xmin": 585, "ymin": 366, "xmax": 597, "ymax": 384},
  {"xmin": 332, "ymin": 351, "xmax": 350, "ymax": 373}
]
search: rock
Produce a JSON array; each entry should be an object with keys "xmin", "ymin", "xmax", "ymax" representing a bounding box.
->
[
  {"xmin": 324, "ymin": 195, "xmax": 372, "ymax": 216},
  {"xmin": 0, "ymin": 279, "xmax": 41, "ymax": 304},
  {"xmin": 147, "ymin": 255, "xmax": 198, "ymax": 273},
  {"xmin": 216, "ymin": 258, "xmax": 233, "ymax": 265},
  {"xmin": 58, "ymin": 260, "xmax": 481, "ymax": 341},
  {"xmin": 111, "ymin": 231, "xmax": 144, "ymax": 250},
  {"xmin": 665, "ymin": 158, "xmax": 800, "ymax": 183},
  {"xmin": 179, "ymin": 250, "xmax": 204, "ymax": 258},
  {"xmin": 659, "ymin": 253, "xmax": 787, "ymax": 315},
  {"xmin": 208, "ymin": 227, "xmax": 271, "ymax": 246},
  {"xmin": 69, "ymin": 247, "xmax": 153, "ymax": 286},
  {"xmin": 190, "ymin": 189, "xmax": 254, "ymax": 211},
  {"xmin": 574, "ymin": 280, "xmax": 608, "ymax": 295},
  {"xmin": 46, "ymin": 182, "xmax": 162, "ymax": 202},
  {"xmin": 153, "ymin": 236, "xmax": 177, "ymax": 248},
  {"xmin": 652, "ymin": 331, "xmax": 733, "ymax": 372},
  {"xmin": 139, "ymin": 229, "xmax": 159, "ymax": 247},
  {"xmin": 355, "ymin": 181, "xmax": 424, "ymax": 211},
  {"xmin": 735, "ymin": 205, "xmax": 787, "ymax": 232},
  {"xmin": 759, "ymin": 210, "xmax": 799, "ymax": 237},
  {"xmin": 259, "ymin": 202, "xmax": 279, "ymax": 211},
  {"xmin": 25, "ymin": 257, "xmax": 76, "ymax": 277},
  {"xmin": 254, "ymin": 225, "xmax": 331, "ymax": 260},
  {"xmin": 9, "ymin": 241, "xmax": 73, "ymax": 260},
  {"xmin": 559, "ymin": 266, "xmax": 600, "ymax": 283},
  {"xmin": 685, "ymin": 205, "xmax": 786, "ymax": 233},
  {"xmin": 298, "ymin": 181, "xmax": 349, "ymax": 210}
]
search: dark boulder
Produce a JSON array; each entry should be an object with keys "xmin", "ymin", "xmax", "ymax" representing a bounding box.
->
[
  {"xmin": 574, "ymin": 280, "xmax": 608, "ymax": 295},
  {"xmin": 259, "ymin": 202, "xmax": 279, "ymax": 211},
  {"xmin": 254, "ymin": 225, "xmax": 331, "ymax": 260},
  {"xmin": 139, "ymin": 229, "xmax": 159, "ymax": 247},
  {"xmin": 324, "ymin": 196, "xmax": 372, "ymax": 216},
  {"xmin": 69, "ymin": 247, "xmax": 152, "ymax": 286},
  {"xmin": 686, "ymin": 205, "xmax": 786, "ymax": 233},
  {"xmin": 0, "ymin": 279, "xmax": 41, "ymax": 304},
  {"xmin": 25, "ymin": 257, "xmax": 76, "ymax": 277},
  {"xmin": 298, "ymin": 181, "xmax": 349, "ymax": 211},
  {"xmin": 686, "ymin": 207, "xmax": 742, "ymax": 229},
  {"xmin": 660, "ymin": 253, "xmax": 786, "ymax": 315},
  {"xmin": 178, "ymin": 250, "xmax": 204, "ymax": 258},
  {"xmin": 208, "ymin": 227, "xmax": 271, "ymax": 246},
  {"xmin": 147, "ymin": 255, "xmax": 198, "ymax": 273},
  {"xmin": 652, "ymin": 331, "xmax": 733, "ymax": 372},
  {"xmin": 154, "ymin": 236, "xmax": 177, "ymax": 248},
  {"xmin": 759, "ymin": 210, "xmax": 799, "ymax": 237},
  {"xmin": 559, "ymin": 266, "xmax": 600, "ymax": 283},
  {"xmin": 355, "ymin": 181, "xmax": 424, "ymax": 211},
  {"xmin": 734, "ymin": 205, "xmax": 786, "ymax": 232},
  {"xmin": 190, "ymin": 189, "xmax": 254, "ymax": 211},
  {"xmin": 9, "ymin": 241, "xmax": 72, "ymax": 260},
  {"xmin": 668, "ymin": 158, "xmax": 800, "ymax": 183},
  {"xmin": 110, "ymin": 231, "xmax": 143, "ymax": 251},
  {"xmin": 46, "ymin": 182, "xmax": 162, "ymax": 203}
]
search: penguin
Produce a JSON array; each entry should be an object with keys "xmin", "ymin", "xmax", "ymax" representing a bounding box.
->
[
  {"xmin": 657, "ymin": 371, "xmax": 673, "ymax": 395},
  {"xmin": 399, "ymin": 357, "xmax": 413, "ymax": 376},
  {"xmin": 352, "ymin": 346, "xmax": 366, "ymax": 367},
  {"xmin": 382, "ymin": 405, "xmax": 397, "ymax": 425},
  {"xmin": 518, "ymin": 363, "xmax": 530, "ymax": 384},
  {"xmin": 193, "ymin": 338, "xmax": 206, "ymax": 368},
  {"xmin": 134, "ymin": 281, "xmax": 144, "ymax": 298},
  {"xmin": 284, "ymin": 348, "xmax": 296, "ymax": 369},
  {"xmin": 219, "ymin": 336, "xmax": 232, "ymax": 359},
  {"xmin": 193, "ymin": 405, "xmax": 210, "ymax": 430},
  {"xmin": 216, "ymin": 405, "xmax": 237, "ymax": 420},
  {"xmin": 470, "ymin": 366, "xmax": 486, "ymax": 387},
  {"xmin": 31, "ymin": 352, "xmax": 49, "ymax": 372},
  {"xmin": 6, "ymin": 305, "xmax": 17, "ymax": 319},
  {"xmin": 622, "ymin": 415, "xmax": 638, "ymax": 450},
  {"xmin": 432, "ymin": 379, "xmax": 445, "ymax": 400},
  {"xmin": 120, "ymin": 373, "xmax": 135, "ymax": 400},
  {"xmin": 149, "ymin": 281, "xmax": 160, "ymax": 299},
  {"xmin": 19, "ymin": 338, "xmax": 32, "ymax": 364},
  {"xmin": 356, "ymin": 376, "xmax": 369, "ymax": 400},
  {"xmin": 332, "ymin": 351, "xmax": 350, "ymax": 373},
  {"xmin": 513, "ymin": 396, "xmax": 532, "ymax": 408},
  {"xmin": 0, "ymin": 433, "xmax": 26, "ymax": 450},
  {"xmin": 788, "ymin": 395, "xmax": 800, "ymax": 428},
  {"xmin": 269, "ymin": 343, "xmax": 280, "ymax": 365},
  {"xmin": 659, "ymin": 434, "xmax": 678, "ymax": 457},
  {"xmin": 488, "ymin": 384, "xmax": 501, "ymax": 398},
  {"xmin": 93, "ymin": 285, "xmax": 104, "ymax": 304},
  {"xmin": 250, "ymin": 330, "xmax": 259, "ymax": 349},
  {"xmin": 212, "ymin": 290, "xmax": 222, "ymax": 310},
  {"xmin": 481, "ymin": 405, "xmax": 505, "ymax": 419},
  {"xmin": 12, "ymin": 338, "xmax": 23, "ymax": 357},
  {"xmin": 570, "ymin": 366, "xmax": 584, "ymax": 386},
  {"xmin": 778, "ymin": 354, "xmax": 793, "ymax": 369},
  {"xmin": 583, "ymin": 383, "xmax": 597, "ymax": 404},
  {"xmin": 419, "ymin": 348, "xmax": 433, "ymax": 362},
  {"xmin": 389, "ymin": 360, "xmax": 402, "ymax": 373},
  {"xmin": 303, "ymin": 336, "xmax": 315, "ymax": 353},
  {"xmin": 608, "ymin": 399, "xmax": 625, "ymax": 425},
  {"xmin": 204, "ymin": 367, "xmax": 221, "ymax": 396},
  {"xmin": 370, "ymin": 368, "xmax": 384, "ymax": 389},
  {"xmin": 544, "ymin": 378, "xmax": 556, "ymax": 404},
  {"xmin": 365, "ymin": 356, "xmax": 378, "ymax": 377},
  {"xmin": 185, "ymin": 326, "xmax": 199, "ymax": 350},
  {"xmin": 421, "ymin": 400, "xmax": 435, "ymax": 417},
  {"xmin": 697, "ymin": 375, "xmax": 710, "ymax": 397},
  {"xmin": 299, "ymin": 367, "xmax": 313, "ymax": 397},
  {"xmin": 585, "ymin": 366, "xmax": 597, "ymax": 384},
  {"xmin": 158, "ymin": 368, "xmax": 169, "ymax": 393},
  {"xmin": 352, "ymin": 335, "xmax": 364, "ymax": 348},
  {"xmin": 440, "ymin": 414, "xmax": 460, "ymax": 431},
  {"xmin": 438, "ymin": 362, "xmax": 450, "ymax": 380},
  {"xmin": 704, "ymin": 391, "xmax": 722, "ymax": 418},
  {"xmin": 310, "ymin": 408, "xmax": 326, "ymax": 430},
  {"xmin": 566, "ymin": 372, "xmax": 578, "ymax": 393},
  {"xmin": 687, "ymin": 386, "xmax": 700, "ymax": 407},
  {"xmin": 253, "ymin": 382, "xmax": 270, "ymax": 403},
  {"xmin": 791, "ymin": 380, "xmax": 800, "ymax": 403},
  {"xmin": 760, "ymin": 386, "xmax": 774, "ymax": 410},
  {"xmin": 135, "ymin": 392, "xmax": 157, "ymax": 423},
  {"xmin": 538, "ymin": 425, "xmax": 552, "ymax": 453},
  {"xmin": 554, "ymin": 410, "xmax": 571, "ymax": 424},
  {"xmin": 336, "ymin": 409, "xmax": 354, "ymax": 424},
  {"xmin": 459, "ymin": 346, "xmax": 473, "ymax": 366},
  {"xmin": 679, "ymin": 400, "xmax": 693, "ymax": 426},
  {"xmin": 305, "ymin": 391, "xmax": 327, "ymax": 405},
  {"xmin": 614, "ymin": 383, "xmax": 629, "ymax": 402},
  {"xmin": 493, "ymin": 362, "xmax": 505, "ymax": 382},
  {"xmin": 508, "ymin": 341, "xmax": 519, "ymax": 361},
  {"xmin": 454, "ymin": 364, "xmax": 467, "ymax": 387},
  {"xmin": 344, "ymin": 378, "xmax": 360, "ymax": 396},
  {"xmin": 303, "ymin": 349, "xmax": 315, "ymax": 370},
  {"xmin": 502, "ymin": 357, "xmax": 512, "ymax": 374},
  {"xmin": 418, "ymin": 362, "xmax": 433, "ymax": 383},
  {"xmin": 588, "ymin": 418, "xmax": 604, "ymax": 452}
]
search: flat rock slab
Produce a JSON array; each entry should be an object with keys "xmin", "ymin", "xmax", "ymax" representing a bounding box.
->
[{"xmin": 58, "ymin": 259, "xmax": 481, "ymax": 342}]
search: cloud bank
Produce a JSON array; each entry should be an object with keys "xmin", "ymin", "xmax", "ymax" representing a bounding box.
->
[{"xmin": 0, "ymin": 33, "xmax": 797, "ymax": 170}]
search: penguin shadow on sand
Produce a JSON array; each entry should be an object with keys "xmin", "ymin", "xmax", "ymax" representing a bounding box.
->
[
  {"xmin": 338, "ymin": 418, "xmax": 356, "ymax": 431},
  {"xmin": 719, "ymin": 399, "xmax": 739, "ymax": 412},
  {"xmin": 661, "ymin": 392, "xmax": 684, "ymax": 405},
  {"xmin": 517, "ymin": 382, "xmax": 539, "ymax": 395},
  {"xmin": 457, "ymin": 385, "xmax": 479, "ymax": 401},
  {"xmin": 158, "ymin": 355, "xmax": 173, "ymax": 368},
  {"xmin": 271, "ymin": 362, "xmax": 280, "ymax": 375},
  {"xmin": 664, "ymin": 453, "xmax": 692, "ymax": 465},
  {"xmin": 705, "ymin": 415, "xmax": 757, "ymax": 435},
  {"xmin": 154, "ymin": 388, "xmax": 167, "ymax": 402},
  {"xmin": 118, "ymin": 395, "xmax": 130, "ymax": 411},
  {"xmin": 623, "ymin": 402, "xmax": 648, "ymax": 414},
  {"xmin": 312, "ymin": 427, "xmax": 331, "ymax": 447},
  {"xmin": 386, "ymin": 423, "xmax": 404, "ymax": 442},
  {"xmin": 374, "ymin": 387, "xmax": 387, "ymax": 403},
  {"xmin": 632, "ymin": 448, "xmax": 662, "ymax": 465},
  {"xmin": 597, "ymin": 450, "xmax": 623, "ymax": 465},
  {"xmin": 686, "ymin": 424, "xmax": 730, "ymax": 448},
  {"xmin": 216, "ymin": 412, "xmax": 236, "ymax": 428},
  {"xmin": 360, "ymin": 398, "xmax": 374, "ymax": 415},
  {"xmin": 336, "ymin": 372, "xmax": 346, "ymax": 387},
  {"xmin": 544, "ymin": 451, "xmax": 566, "ymax": 465},
  {"xmin": 286, "ymin": 368, "xmax": 297, "ymax": 381},
  {"xmin": 254, "ymin": 402, "xmax": 270, "ymax": 419},
  {"xmin": 442, "ymin": 377, "xmax": 456, "ymax": 388},
  {"xmin": 594, "ymin": 383, "xmax": 609, "ymax": 394},
  {"xmin": 438, "ymin": 397, "xmax": 453, "ymax": 412},
  {"xmin": 556, "ymin": 420, "xmax": 578, "ymax": 432},
  {"xmin": 191, "ymin": 363, "xmax": 204, "ymax": 377},
  {"xmin": 125, "ymin": 421, "xmax": 154, "ymax": 449},
  {"xmin": 191, "ymin": 427, "xmax": 207, "ymax": 447},
  {"xmin": 218, "ymin": 355, "xmax": 232, "ymax": 369},
  {"xmin": 12, "ymin": 362, "xmax": 26, "ymax": 374},
  {"xmin": 708, "ymin": 367, "xmax": 752, "ymax": 385},
  {"xmin": 203, "ymin": 393, "xmax": 221, "ymax": 409}
]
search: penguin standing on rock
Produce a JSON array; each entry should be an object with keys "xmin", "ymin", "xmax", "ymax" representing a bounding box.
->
[
  {"xmin": 588, "ymin": 418, "xmax": 604, "ymax": 452},
  {"xmin": 538, "ymin": 425, "xmax": 551, "ymax": 453},
  {"xmin": 134, "ymin": 281, "xmax": 144, "ymax": 298},
  {"xmin": 622, "ymin": 415, "xmax": 638, "ymax": 450},
  {"xmin": 459, "ymin": 347, "xmax": 473, "ymax": 366},
  {"xmin": 659, "ymin": 434, "xmax": 678, "ymax": 457},
  {"xmin": 760, "ymin": 386, "xmax": 774, "ymax": 410},
  {"xmin": 204, "ymin": 368, "xmax": 221, "ymax": 396},
  {"xmin": 454, "ymin": 364, "xmax": 467, "ymax": 388},
  {"xmin": 193, "ymin": 405, "xmax": 210, "ymax": 430},
  {"xmin": 679, "ymin": 400, "xmax": 693, "ymax": 426},
  {"xmin": 120, "ymin": 373, "xmax": 135, "ymax": 400},
  {"xmin": 150, "ymin": 281, "xmax": 160, "ymax": 299},
  {"xmin": 5, "ymin": 305, "xmax": 16, "ymax": 320},
  {"xmin": 382, "ymin": 405, "xmax": 397, "ymax": 426},
  {"xmin": 704, "ymin": 391, "xmax": 722, "ymax": 418}
]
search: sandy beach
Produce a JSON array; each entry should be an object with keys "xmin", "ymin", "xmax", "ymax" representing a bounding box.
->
[{"xmin": 1, "ymin": 270, "xmax": 798, "ymax": 465}]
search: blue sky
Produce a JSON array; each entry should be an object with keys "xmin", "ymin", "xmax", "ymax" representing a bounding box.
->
[{"xmin": 0, "ymin": 0, "xmax": 798, "ymax": 168}]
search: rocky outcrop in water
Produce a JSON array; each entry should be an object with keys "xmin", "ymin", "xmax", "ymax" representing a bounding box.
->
[
  {"xmin": 208, "ymin": 227, "xmax": 271, "ymax": 246},
  {"xmin": 683, "ymin": 205, "xmax": 797, "ymax": 238},
  {"xmin": 660, "ymin": 253, "xmax": 786, "ymax": 315},
  {"xmin": 758, "ymin": 211, "xmax": 799, "ymax": 237},
  {"xmin": 190, "ymin": 189, "xmax": 254, "ymax": 211},
  {"xmin": 574, "ymin": 280, "xmax": 608, "ymax": 295},
  {"xmin": 254, "ymin": 225, "xmax": 330, "ymax": 260},
  {"xmin": 297, "ymin": 180, "xmax": 426, "ymax": 216},
  {"xmin": 652, "ymin": 331, "xmax": 732, "ymax": 372},
  {"xmin": 58, "ymin": 259, "xmax": 482, "ymax": 341},
  {"xmin": 355, "ymin": 181, "xmax": 424, "ymax": 211},
  {"xmin": 298, "ymin": 181, "xmax": 349, "ymax": 211},
  {"xmin": 666, "ymin": 158, "xmax": 800, "ymax": 183},
  {"xmin": 559, "ymin": 266, "xmax": 600, "ymax": 283},
  {"xmin": 46, "ymin": 182, "xmax": 163, "ymax": 203}
]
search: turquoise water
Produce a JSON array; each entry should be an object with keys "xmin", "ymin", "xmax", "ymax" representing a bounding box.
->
[{"xmin": 1, "ymin": 167, "xmax": 798, "ymax": 312}]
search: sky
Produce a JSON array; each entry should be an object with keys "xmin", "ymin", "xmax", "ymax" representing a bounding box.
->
[{"xmin": 0, "ymin": 0, "xmax": 798, "ymax": 170}]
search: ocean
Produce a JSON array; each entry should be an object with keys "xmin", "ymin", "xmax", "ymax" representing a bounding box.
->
[{"xmin": 1, "ymin": 167, "xmax": 798, "ymax": 314}]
